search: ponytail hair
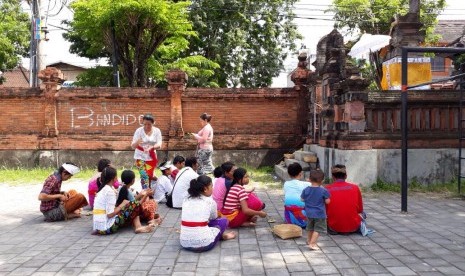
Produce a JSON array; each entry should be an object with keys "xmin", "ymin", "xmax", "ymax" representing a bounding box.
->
[
  {"xmin": 222, "ymin": 167, "xmax": 247, "ymax": 207},
  {"xmin": 100, "ymin": 166, "xmax": 117, "ymax": 187},
  {"xmin": 188, "ymin": 175, "xmax": 212, "ymax": 198},
  {"xmin": 232, "ymin": 167, "xmax": 247, "ymax": 186},
  {"xmin": 200, "ymin": 112, "xmax": 212, "ymax": 122}
]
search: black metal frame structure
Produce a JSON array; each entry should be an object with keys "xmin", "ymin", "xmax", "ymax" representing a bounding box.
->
[{"xmin": 401, "ymin": 46, "xmax": 465, "ymax": 212}]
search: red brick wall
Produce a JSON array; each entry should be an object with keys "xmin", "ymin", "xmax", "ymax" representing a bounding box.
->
[{"xmin": 0, "ymin": 85, "xmax": 306, "ymax": 151}]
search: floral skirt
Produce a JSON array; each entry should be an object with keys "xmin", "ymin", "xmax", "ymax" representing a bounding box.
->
[
  {"xmin": 197, "ymin": 149, "xmax": 214, "ymax": 175},
  {"xmin": 96, "ymin": 201, "xmax": 141, "ymax": 235},
  {"xmin": 135, "ymin": 159, "xmax": 157, "ymax": 189}
]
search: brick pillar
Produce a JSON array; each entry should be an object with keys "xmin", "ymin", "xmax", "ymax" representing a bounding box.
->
[
  {"xmin": 166, "ymin": 69, "xmax": 188, "ymax": 137},
  {"xmin": 37, "ymin": 67, "xmax": 63, "ymax": 149},
  {"xmin": 291, "ymin": 53, "xmax": 311, "ymax": 137}
]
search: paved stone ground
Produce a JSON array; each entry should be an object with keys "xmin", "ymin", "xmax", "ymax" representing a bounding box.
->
[{"xmin": 0, "ymin": 181, "xmax": 464, "ymax": 276}]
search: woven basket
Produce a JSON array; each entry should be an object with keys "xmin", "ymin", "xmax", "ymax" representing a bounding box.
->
[
  {"xmin": 283, "ymin": 153, "xmax": 294, "ymax": 159},
  {"xmin": 272, "ymin": 224, "xmax": 302, "ymax": 240},
  {"xmin": 303, "ymin": 155, "xmax": 318, "ymax": 163}
]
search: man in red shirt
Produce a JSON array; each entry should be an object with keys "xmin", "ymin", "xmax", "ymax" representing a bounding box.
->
[{"xmin": 325, "ymin": 164, "xmax": 364, "ymax": 234}]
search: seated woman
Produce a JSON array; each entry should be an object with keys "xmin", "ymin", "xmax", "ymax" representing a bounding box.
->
[
  {"xmin": 93, "ymin": 167, "xmax": 154, "ymax": 235},
  {"xmin": 88, "ymin": 159, "xmax": 120, "ymax": 209},
  {"xmin": 220, "ymin": 168, "xmax": 267, "ymax": 228},
  {"xmin": 180, "ymin": 175, "xmax": 236, "ymax": 252},
  {"xmin": 283, "ymin": 163, "xmax": 310, "ymax": 228},
  {"xmin": 212, "ymin": 161, "xmax": 236, "ymax": 211},
  {"xmin": 38, "ymin": 163, "xmax": 88, "ymax": 222},
  {"xmin": 117, "ymin": 170, "xmax": 161, "ymax": 226}
]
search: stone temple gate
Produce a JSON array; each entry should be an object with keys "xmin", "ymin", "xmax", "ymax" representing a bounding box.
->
[{"xmin": 277, "ymin": 27, "xmax": 465, "ymax": 186}]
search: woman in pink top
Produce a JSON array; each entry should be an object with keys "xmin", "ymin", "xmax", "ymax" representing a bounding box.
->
[
  {"xmin": 88, "ymin": 158, "xmax": 120, "ymax": 209},
  {"xmin": 190, "ymin": 113, "xmax": 214, "ymax": 175}
]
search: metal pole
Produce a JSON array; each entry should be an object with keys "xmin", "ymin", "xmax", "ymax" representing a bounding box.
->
[
  {"xmin": 29, "ymin": 0, "xmax": 39, "ymax": 87},
  {"xmin": 111, "ymin": 20, "xmax": 120, "ymax": 88},
  {"xmin": 401, "ymin": 47, "xmax": 408, "ymax": 212}
]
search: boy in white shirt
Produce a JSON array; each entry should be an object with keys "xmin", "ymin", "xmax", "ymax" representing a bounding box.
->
[{"xmin": 153, "ymin": 161, "xmax": 174, "ymax": 203}]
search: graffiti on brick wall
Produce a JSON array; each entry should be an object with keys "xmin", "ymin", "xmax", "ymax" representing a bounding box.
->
[{"xmin": 70, "ymin": 107, "xmax": 144, "ymax": 128}]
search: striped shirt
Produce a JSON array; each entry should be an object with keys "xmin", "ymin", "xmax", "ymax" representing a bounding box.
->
[{"xmin": 222, "ymin": 184, "xmax": 248, "ymax": 214}]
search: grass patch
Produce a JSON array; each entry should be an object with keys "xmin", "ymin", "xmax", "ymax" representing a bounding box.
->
[
  {"xmin": 0, "ymin": 166, "xmax": 282, "ymax": 189},
  {"xmin": 369, "ymin": 177, "xmax": 461, "ymax": 195},
  {"xmin": 0, "ymin": 167, "xmax": 96, "ymax": 186},
  {"xmin": 247, "ymin": 166, "xmax": 282, "ymax": 189}
]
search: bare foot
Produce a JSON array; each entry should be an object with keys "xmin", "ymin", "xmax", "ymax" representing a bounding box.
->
[
  {"xmin": 241, "ymin": 221, "xmax": 256, "ymax": 227},
  {"xmin": 67, "ymin": 213, "xmax": 81, "ymax": 219},
  {"xmin": 135, "ymin": 225, "xmax": 155, "ymax": 234},
  {"xmin": 309, "ymin": 244, "xmax": 319, "ymax": 250},
  {"xmin": 250, "ymin": 216, "xmax": 258, "ymax": 223},
  {"xmin": 222, "ymin": 231, "xmax": 237, "ymax": 240}
]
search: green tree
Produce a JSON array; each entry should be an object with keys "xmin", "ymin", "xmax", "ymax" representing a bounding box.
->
[
  {"xmin": 65, "ymin": 0, "xmax": 218, "ymax": 87},
  {"xmin": 0, "ymin": 0, "xmax": 30, "ymax": 83},
  {"xmin": 75, "ymin": 66, "xmax": 124, "ymax": 87},
  {"xmin": 184, "ymin": 0, "xmax": 301, "ymax": 88},
  {"xmin": 331, "ymin": 0, "xmax": 446, "ymax": 43}
]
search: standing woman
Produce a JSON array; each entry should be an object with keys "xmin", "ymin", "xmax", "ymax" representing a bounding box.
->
[
  {"xmin": 131, "ymin": 114, "xmax": 162, "ymax": 189},
  {"xmin": 191, "ymin": 113, "xmax": 214, "ymax": 175}
]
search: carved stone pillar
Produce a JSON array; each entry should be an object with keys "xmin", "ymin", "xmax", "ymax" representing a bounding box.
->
[
  {"xmin": 38, "ymin": 67, "xmax": 63, "ymax": 138},
  {"xmin": 166, "ymin": 69, "xmax": 187, "ymax": 137}
]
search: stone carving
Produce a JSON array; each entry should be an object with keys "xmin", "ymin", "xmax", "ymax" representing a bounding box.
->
[
  {"xmin": 37, "ymin": 67, "xmax": 64, "ymax": 84},
  {"xmin": 290, "ymin": 52, "xmax": 311, "ymax": 90},
  {"xmin": 312, "ymin": 28, "xmax": 371, "ymax": 139}
]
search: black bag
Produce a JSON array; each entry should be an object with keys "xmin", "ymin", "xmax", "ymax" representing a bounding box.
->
[
  {"xmin": 165, "ymin": 168, "xmax": 188, "ymax": 209},
  {"xmin": 165, "ymin": 192, "xmax": 174, "ymax": 208}
]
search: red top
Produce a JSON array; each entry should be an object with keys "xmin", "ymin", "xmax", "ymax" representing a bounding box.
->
[{"xmin": 325, "ymin": 180, "xmax": 363, "ymax": 233}]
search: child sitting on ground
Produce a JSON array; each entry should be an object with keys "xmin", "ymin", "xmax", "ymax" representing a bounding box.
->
[
  {"xmin": 221, "ymin": 168, "xmax": 266, "ymax": 228},
  {"xmin": 212, "ymin": 166, "xmax": 223, "ymax": 188},
  {"xmin": 171, "ymin": 155, "xmax": 185, "ymax": 180},
  {"xmin": 300, "ymin": 169, "xmax": 330, "ymax": 250},
  {"xmin": 180, "ymin": 175, "xmax": 236, "ymax": 252},
  {"xmin": 118, "ymin": 170, "xmax": 161, "ymax": 226},
  {"xmin": 88, "ymin": 159, "xmax": 120, "ymax": 209},
  {"xmin": 283, "ymin": 163, "xmax": 310, "ymax": 228},
  {"xmin": 153, "ymin": 161, "xmax": 174, "ymax": 203}
]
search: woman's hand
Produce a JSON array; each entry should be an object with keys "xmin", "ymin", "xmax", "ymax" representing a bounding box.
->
[
  {"xmin": 145, "ymin": 189, "xmax": 154, "ymax": 196},
  {"xmin": 258, "ymin": 211, "xmax": 267, "ymax": 218}
]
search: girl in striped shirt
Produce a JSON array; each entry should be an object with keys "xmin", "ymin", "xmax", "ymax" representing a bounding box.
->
[{"xmin": 221, "ymin": 168, "xmax": 267, "ymax": 228}]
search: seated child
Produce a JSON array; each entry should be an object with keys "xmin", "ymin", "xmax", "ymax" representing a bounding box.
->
[
  {"xmin": 171, "ymin": 155, "xmax": 185, "ymax": 180},
  {"xmin": 180, "ymin": 175, "xmax": 236, "ymax": 252},
  {"xmin": 220, "ymin": 168, "xmax": 266, "ymax": 228},
  {"xmin": 88, "ymin": 159, "xmax": 120, "ymax": 209},
  {"xmin": 93, "ymin": 167, "xmax": 154, "ymax": 234},
  {"xmin": 153, "ymin": 161, "xmax": 174, "ymax": 203},
  {"xmin": 117, "ymin": 170, "xmax": 161, "ymax": 226},
  {"xmin": 283, "ymin": 163, "xmax": 311, "ymax": 228}
]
